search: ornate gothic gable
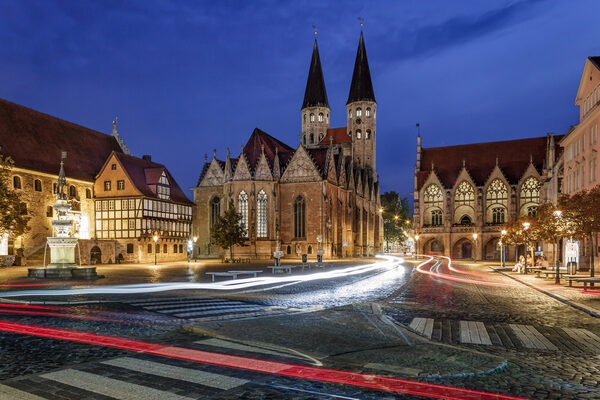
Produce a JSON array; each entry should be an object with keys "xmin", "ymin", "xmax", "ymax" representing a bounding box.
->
[
  {"xmin": 280, "ymin": 146, "xmax": 321, "ymax": 182},
  {"xmin": 233, "ymin": 154, "xmax": 252, "ymax": 181},
  {"xmin": 483, "ymin": 164, "xmax": 510, "ymax": 191},
  {"xmin": 420, "ymin": 169, "xmax": 444, "ymax": 195},
  {"xmin": 199, "ymin": 159, "xmax": 225, "ymax": 187},
  {"xmin": 254, "ymin": 152, "xmax": 273, "ymax": 181},
  {"xmin": 453, "ymin": 167, "xmax": 476, "ymax": 192},
  {"xmin": 517, "ymin": 162, "xmax": 542, "ymax": 188}
]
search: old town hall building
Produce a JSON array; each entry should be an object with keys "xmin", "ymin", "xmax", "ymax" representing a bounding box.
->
[{"xmin": 193, "ymin": 33, "xmax": 383, "ymax": 259}]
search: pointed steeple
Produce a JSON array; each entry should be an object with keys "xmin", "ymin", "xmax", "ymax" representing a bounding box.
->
[
  {"xmin": 347, "ymin": 31, "xmax": 375, "ymax": 104},
  {"xmin": 302, "ymin": 39, "xmax": 329, "ymax": 109}
]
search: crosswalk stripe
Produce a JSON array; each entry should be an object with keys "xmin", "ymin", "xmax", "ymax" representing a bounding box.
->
[
  {"xmin": 144, "ymin": 301, "xmax": 247, "ymax": 310},
  {"xmin": 195, "ymin": 338, "xmax": 305, "ymax": 361},
  {"xmin": 0, "ymin": 384, "xmax": 46, "ymax": 400},
  {"xmin": 102, "ymin": 357, "xmax": 248, "ymax": 390},
  {"xmin": 130, "ymin": 298, "xmax": 237, "ymax": 307},
  {"xmin": 41, "ymin": 369, "xmax": 195, "ymax": 400},
  {"xmin": 459, "ymin": 321, "xmax": 491, "ymax": 345},
  {"xmin": 408, "ymin": 317, "xmax": 433, "ymax": 339},
  {"xmin": 509, "ymin": 324, "xmax": 557, "ymax": 350},
  {"xmin": 175, "ymin": 306, "xmax": 267, "ymax": 318},
  {"xmin": 155, "ymin": 303, "xmax": 263, "ymax": 315},
  {"xmin": 563, "ymin": 328, "xmax": 600, "ymax": 353}
]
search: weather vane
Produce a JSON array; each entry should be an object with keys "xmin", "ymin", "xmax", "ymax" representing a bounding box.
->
[
  {"xmin": 312, "ymin": 24, "xmax": 318, "ymax": 37},
  {"xmin": 358, "ymin": 16, "xmax": 364, "ymax": 29}
]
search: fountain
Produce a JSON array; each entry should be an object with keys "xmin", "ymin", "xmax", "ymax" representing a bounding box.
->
[{"xmin": 28, "ymin": 153, "xmax": 98, "ymax": 279}]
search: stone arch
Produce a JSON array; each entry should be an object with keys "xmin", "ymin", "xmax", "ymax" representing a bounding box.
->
[
  {"xmin": 423, "ymin": 238, "xmax": 444, "ymax": 255},
  {"xmin": 452, "ymin": 237, "xmax": 473, "ymax": 259},
  {"xmin": 90, "ymin": 246, "xmax": 102, "ymax": 264},
  {"xmin": 484, "ymin": 237, "xmax": 500, "ymax": 261}
]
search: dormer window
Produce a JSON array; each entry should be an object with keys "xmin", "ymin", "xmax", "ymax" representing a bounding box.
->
[{"xmin": 157, "ymin": 172, "xmax": 170, "ymax": 200}]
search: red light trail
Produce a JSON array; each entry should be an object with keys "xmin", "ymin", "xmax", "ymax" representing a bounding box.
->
[
  {"xmin": 0, "ymin": 320, "xmax": 526, "ymax": 400},
  {"xmin": 416, "ymin": 256, "xmax": 512, "ymax": 287}
]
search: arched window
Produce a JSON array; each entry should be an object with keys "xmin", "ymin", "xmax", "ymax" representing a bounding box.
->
[
  {"xmin": 86, "ymin": 188, "xmax": 92, "ymax": 199},
  {"xmin": 286, "ymin": 245, "xmax": 291, "ymax": 255},
  {"xmin": 356, "ymin": 108, "xmax": 362, "ymax": 117},
  {"xmin": 365, "ymin": 130, "xmax": 371, "ymax": 139},
  {"xmin": 460, "ymin": 215, "xmax": 472, "ymax": 225},
  {"xmin": 13, "ymin": 176, "xmax": 21, "ymax": 189},
  {"xmin": 210, "ymin": 197, "xmax": 220, "ymax": 229},
  {"xmin": 527, "ymin": 205, "xmax": 538, "ymax": 217},
  {"xmin": 294, "ymin": 196, "xmax": 305, "ymax": 238},
  {"xmin": 424, "ymin": 184, "xmax": 443, "ymax": 226},
  {"xmin": 520, "ymin": 177, "xmax": 540, "ymax": 216},
  {"xmin": 455, "ymin": 181, "xmax": 474, "ymax": 205},
  {"xmin": 307, "ymin": 245, "xmax": 312, "ymax": 254},
  {"xmin": 348, "ymin": 109, "xmax": 352, "ymax": 119},
  {"xmin": 310, "ymin": 113, "xmax": 315, "ymax": 122},
  {"xmin": 257, "ymin": 190, "xmax": 267, "ymax": 238},
  {"xmin": 69, "ymin": 185, "xmax": 77, "ymax": 198},
  {"xmin": 366, "ymin": 108, "xmax": 371, "ymax": 117},
  {"xmin": 238, "ymin": 191, "xmax": 248, "ymax": 237},
  {"xmin": 431, "ymin": 209, "xmax": 443, "ymax": 226},
  {"xmin": 173, "ymin": 244, "xmax": 178, "ymax": 253},
  {"xmin": 34, "ymin": 179, "xmax": 42, "ymax": 192},
  {"xmin": 318, "ymin": 113, "xmax": 324, "ymax": 122},
  {"xmin": 356, "ymin": 130, "xmax": 362, "ymax": 139},
  {"xmin": 486, "ymin": 179, "xmax": 508, "ymax": 223}
]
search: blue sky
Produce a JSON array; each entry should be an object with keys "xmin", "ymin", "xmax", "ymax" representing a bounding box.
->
[{"xmin": 1, "ymin": 0, "xmax": 599, "ymax": 199}]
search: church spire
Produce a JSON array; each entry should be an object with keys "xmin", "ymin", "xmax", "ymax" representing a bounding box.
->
[
  {"xmin": 347, "ymin": 31, "xmax": 375, "ymax": 104},
  {"xmin": 302, "ymin": 38, "xmax": 329, "ymax": 109}
]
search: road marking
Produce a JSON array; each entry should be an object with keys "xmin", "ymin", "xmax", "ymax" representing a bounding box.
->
[
  {"xmin": 195, "ymin": 338, "xmax": 305, "ymax": 361},
  {"xmin": 459, "ymin": 321, "xmax": 492, "ymax": 345},
  {"xmin": 160, "ymin": 303, "xmax": 264, "ymax": 315},
  {"xmin": 143, "ymin": 300, "xmax": 247, "ymax": 310},
  {"xmin": 0, "ymin": 384, "xmax": 46, "ymax": 400},
  {"xmin": 175, "ymin": 306, "xmax": 268, "ymax": 318},
  {"xmin": 563, "ymin": 328, "xmax": 600, "ymax": 353},
  {"xmin": 509, "ymin": 324, "xmax": 557, "ymax": 350},
  {"xmin": 408, "ymin": 317, "xmax": 433, "ymax": 339},
  {"xmin": 41, "ymin": 369, "xmax": 195, "ymax": 400},
  {"xmin": 102, "ymin": 357, "xmax": 248, "ymax": 390}
]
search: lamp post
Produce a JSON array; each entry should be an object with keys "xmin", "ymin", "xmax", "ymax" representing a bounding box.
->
[
  {"xmin": 554, "ymin": 210, "xmax": 562, "ymax": 284},
  {"xmin": 153, "ymin": 234, "xmax": 158, "ymax": 265},
  {"xmin": 472, "ymin": 233, "xmax": 478, "ymax": 262},
  {"xmin": 501, "ymin": 229, "xmax": 507, "ymax": 268},
  {"xmin": 415, "ymin": 235, "xmax": 420, "ymax": 259},
  {"xmin": 193, "ymin": 236, "xmax": 197, "ymax": 262},
  {"xmin": 522, "ymin": 222, "xmax": 530, "ymax": 274}
]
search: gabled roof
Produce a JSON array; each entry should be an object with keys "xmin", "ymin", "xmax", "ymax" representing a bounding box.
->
[
  {"xmin": 306, "ymin": 148, "xmax": 328, "ymax": 177},
  {"xmin": 302, "ymin": 39, "xmax": 329, "ymax": 109},
  {"xmin": 347, "ymin": 31, "xmax": 376, "ymax": 104},
  {"xmin": 0, "ymin": 98, "xmax": 123, "ymax": 181},
  {"xmin": 113, "ymin": 152, "xmax": 192, "ymax": 204},
  {"xmin": 319, "ymin": 127, "xmax": 351, "ymax": 145},
  {"xmin": 243, "ymin": 128, "xmax": 294, "ymax": 172},
  {"xmin": 416, "ymin": 135, "xmax": 564, "ymax": 190}
]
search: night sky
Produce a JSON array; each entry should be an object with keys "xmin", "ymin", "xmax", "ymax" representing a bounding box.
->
[{"xmin": 2, "ymin": 1, "xmax": 599, "ymax": 200}]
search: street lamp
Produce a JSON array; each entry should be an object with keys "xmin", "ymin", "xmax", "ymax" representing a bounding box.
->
[
  {"xmin": 472, "ymin": 233, "xmax": 478, "ymax": 262},
  {"xmin": 553, "ymin": 210, "xmax": 562, "ymax": 284},
  {"xmin": 153, "ymin": 234, "xmax": 158, "ymax": 265},
  {"xmin": 522, "ymin": 222, "xmax": 530, "ymax": 274},
  {"xmin": 414, "ymin": 235, "xmax": 420, "ymax": 259},
  {"xmin": 501, "ymin": 229, "xmax": 507, "ymax": 268},
  {"xmin": 193, "ymin": 236, "xmax": 198, "ymax": 262}
]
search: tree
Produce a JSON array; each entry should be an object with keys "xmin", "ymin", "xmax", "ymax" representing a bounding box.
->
[
  {"xmin": 211, "ymin": 200, "xmax": 247, "ymax": 260},
  {"xmin": 380, "ymin": 191, "xmax": 411, "ymax": 251},
  {"xmin": 0, "ymin": 152, "xmax": 30, "ymax": 241},
  {"xmin": 502, "ymin": 215, "xmax": 540, "ymax": 268}
]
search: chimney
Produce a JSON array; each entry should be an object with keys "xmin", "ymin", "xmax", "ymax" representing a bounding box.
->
[{"xmin": 142, "ymin": 155, "xmax": 152, "ymax": 162}]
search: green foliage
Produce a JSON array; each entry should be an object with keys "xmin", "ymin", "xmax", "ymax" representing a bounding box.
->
[
  {"xmin": 211, "ymin": 200, "xmax": 247, "ymax": 258},
  {"xmin": 380, "ymin": 191, "xmax": 411, "ymax": 246},
  {"xmin": 0, "ymin": 153, "xmax": 30, "ymax": 238}
]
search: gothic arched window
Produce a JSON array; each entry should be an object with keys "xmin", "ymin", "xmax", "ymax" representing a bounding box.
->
[
  {"xmin": 460, "ymin": 215, "xmax": 472, "ymax": 225},
  {"xmin": 520, "ymin": 177, "xmax": 540, "ymax": 216},
  {"xmin": 257, "ymin": 190, "xmax": 267, "ymax": 238},
  {"xmin": 238, "ymin": 191, "xmax": 248, "ymax": 237},
  {"xmin": 210, "ymin": 196, "xmax": 220, "ymax": 229},
  {"xmin": 356, "ymin": 130, "xmax": 362, "ymax": 139},
  {"xmin": 492, "ymin": 207, "xmax": 506, "ymax": 224},
  {"xmin": 69, "ymin": 185, "xmax": 77, "ymax": 198},
  {"xmin": 310, "ymin": 113, "xmax": 315, "ymax": 122},
  {"xmin": 34, "ymin": 179, "xmax": 42, "ymax": 192},
  {"xmin": 431, "ymin": 209, "xmax": 443, "ymax": 226},
  {"xmin": 294, "ymin": 195, "xmax": 305, "ymax": 238},
  {"xmin": 424, "ymin": 184, "xmax": 443, "ymax": 226},
  {"xmin": 486, "ymin": 179, "xmax": 508, "ymax": 223},
  {"xmin": 455, "ymin": 181, "xmax": 474, "ymax": 205},
  {"xmin": 356, "ymin": 108, "xmax": 362, "ymax": 117},
  {"xmin": 366, "ymin": 108, "xmax": 371, "ymax": 117}
]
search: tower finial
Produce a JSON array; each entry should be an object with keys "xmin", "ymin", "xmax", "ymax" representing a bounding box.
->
[
  {"xmin": 204, "ymin": 154, "xmax": 207, "ymax": 163},
  {"xmin": 213, "ymin": 149, "xmax": 216, "ymax": 159},
  {"xmin": 112, "ymin": 117, "xmax": 118, "ymax": 135},
  {"xmin": 312, "ymin": 24, "xmax": 318, "ymax": 37},
  {"xmin": 358, "ymin": 16, "xmax": 364, "ymax": 30},
  {"xmin": 462, "ymin": 159, "xmax": 466, "ymax": 168}
]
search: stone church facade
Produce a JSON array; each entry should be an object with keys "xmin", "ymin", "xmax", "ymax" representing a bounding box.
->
[{"xmin": 193, "ymin": 33, "xmax": 383, "ymax": 259}]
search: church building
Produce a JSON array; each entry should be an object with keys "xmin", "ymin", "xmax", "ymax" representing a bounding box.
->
[{"xmin": 193, "ymin": 32, "xmax": 383, "ymax": 259}]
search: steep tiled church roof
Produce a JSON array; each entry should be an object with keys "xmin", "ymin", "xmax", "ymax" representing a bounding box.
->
[
  {"xmin": 347, "ymin": 32, "xmax": 376, "ymax": 104},
  {"xmin": 589, "ymin": 56, "xmax": 600, "ymax": 70},
  {"xmin": 302, "ymin": 39, "xmax": 329, "ymax": 109},
  {"xmin": 319, "ymin": 127, "xmax": 351, "ymax": 145},
  {"xmin": 416, "ymin": 135, "xmax": 564, "ymax": 190},
  {"xmin": 243, "ymin": 128, "xmax": 294, "ymax": 172},
  {"xmin": 0, "ymin": 98, "xmax": 123, "ymax": 181}
]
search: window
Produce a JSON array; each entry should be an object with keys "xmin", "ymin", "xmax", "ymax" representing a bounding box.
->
[
  {"xmin": 590, "ymin": 158, "xmax": 597, "ymax": 183},
  {"xmin": 128, "ymin": 220, "xmax": 135, "ymax": 230},
  {"xmin": 486, "ymin": 179, "xmax": 508, "ymax": 223},
  {"xmin": 210, "ymin": 197, "xmax": 220, "ymax": 228},
  {"xmin": 127, "ymin": 244, "xmax": 134, "ymax": 253},
  {"xmin": 591, "ymin": 124, "xmax": 598, "ymax": 145},
  {"xmin": 13, "ymin": 176, "xmax": 21, "ymax": 189},
  {"xmin": 155, "ymin": 244, "xmax": 160, "ymax": 254},
  {"xmin": 111, "ymin": 164, "xmax": 117, "ymax": 170},
  {"xmin": 69, "ymin": 185, "xmax": 77, "ymax": 198},
  {"xmin": 104, "ymin": 181, "xmax": 111, "ymax": 191},
  {"xmin": 46, "ymin": 206, "xmax": 53, "ymax": 217},
  {"xmin": 34, "ymin": 179, "xmax": 42, "ymax": 192},
  {"xmin": 455, "ymin": 181, "xmax": 474, "ymax": 205},
  {"xmin": 348, "ymin": 110, "xmax": 352, "ymax": 119},
  {"xmin": 163, "ymin": 244, "xmax": 167, "ymax": 253},
  {"xmin": 527, "ymin": 205, "xmax": 538, "ymax": 217},
  {"xmin": 307, "ymin": 245, "xmax": 312, "ymax": 254},
  {"xmin": 117, "ymin": 180, "xmax": 125, "ymax": 190},
  {"xmin": 147, "ymin": 244, "xmax": 152, "ymax": 253},
  {"xmin": 356, "ymin": 130, "xmax": 362, "ymax": 139},
  {"xmin": 318, "ymin": 113, "xmax": 324, "ymax": 122},
  {"xmin": 431, "ymin": 209, "xmax": 443, "ymax": 226},
  {"xmin": 310, "ymin": 113, "xmax": 315, "ymax": 122},
  {"xmin": 303, "ymin": 114, "xmax": 306, "ymax": 123},
  {"xmin": 424, "ymin": 183, "xmax": 443, "ymax": 226},
  {"xmin": 238, "ymin": 191, "xmax": 248, "ymax": 236},
  {"xmin": 365, "ymin": 130, "xmax": 371, "ymax": 139},
  {"xmin": 459, "ymin": 215, "xmax": 472, "ymax": 225},
  {"xmin": 86, "ymin": 188, "xmax": 92, "ymax": 198},
  {"xmin": 257, "ymin": 190, "xmax": 268, "ymax": 238},
  {"xmin": 173, "ymin": 244, "xmax": 178, "ymax": 253},
  {"xmin": 356, "ymin": 108, "xmax": 362, "ymax": 117},
  {"xmin": 492, "ymin": 207, "xmax": 505, "ymax": 224},
  {"xmin": 179, "ymin": 244, "xmax": 183, "ymax": 253},
  {"xmin": 294, "ymin": 196, "xmax": 306, "ymax": 238},
  {"xmin": 366, "ymin": 108, "xmax": 371, "ymax": 117},
  {"xmin": 310, "ymin": 133, "xmax": 314, "ymax": 144},
  {"xmin": 519, "ymin": 177, "xmax": 540, "ymax": 216}
]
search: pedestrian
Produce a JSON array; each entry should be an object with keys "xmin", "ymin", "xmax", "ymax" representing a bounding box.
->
[{"xmin": 513, "ymin": 255, "xmax": 525, "ymax": 273}]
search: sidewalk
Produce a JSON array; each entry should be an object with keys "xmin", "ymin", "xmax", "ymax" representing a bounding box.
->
[{"xmin": 489, "ymin": 265, "xmax": 600, "ymax": 317}]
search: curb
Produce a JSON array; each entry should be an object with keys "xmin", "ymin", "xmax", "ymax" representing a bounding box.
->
[{"xmin": 490, "ymin": 267, "xmax": 600, "ymax": 319}]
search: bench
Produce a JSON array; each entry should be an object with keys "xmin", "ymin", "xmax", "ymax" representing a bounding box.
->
[
  {"xmin": 205, "ymin": 270, "xmax": 262, "ymax": 282},
  {"xmin": 568, "ymin": 277, "xmax": 600, "ymax": 289},
  {"xmin": 268, "ymin": 265, "xmax": 302, "ymax": 274},
  {"xmin": 533, "ymin": 269, "xmax": 567, "ymax": 279}
]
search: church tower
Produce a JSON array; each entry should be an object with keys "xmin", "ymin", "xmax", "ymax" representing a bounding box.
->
[
  {"xmin": 347, "ymin": 31, "xmax": 376, "ymax": 171},
  {"xmin": 301, "ymin": 38, "xmax": 330, "ymax": 148}
]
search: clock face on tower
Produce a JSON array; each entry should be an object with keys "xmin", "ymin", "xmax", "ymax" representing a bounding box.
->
[{"xmin": 355, "ymin": 118, "xmax": 361, "ymax": 125}]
